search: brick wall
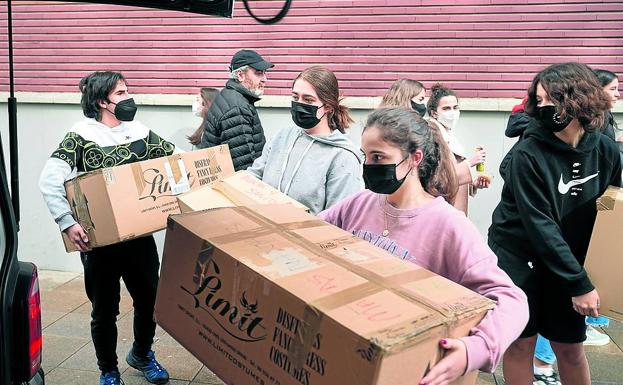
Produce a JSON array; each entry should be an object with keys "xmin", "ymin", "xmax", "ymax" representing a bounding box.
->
[{"xmin": 1, "ymin": 0, "xmax": 622, "ymax": 98}]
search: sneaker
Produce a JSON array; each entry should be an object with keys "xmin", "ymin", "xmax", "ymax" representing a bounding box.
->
[
  {"xmin": 533, "ymin": 370, "xmax": 561, "ymax": 385},
  {"xmin": 126, "ymin": 349, "xmax": 170, "ymax": 384},
  {"xmin": 99, "ymin": 370, "xmax": 125, "ymax": 385},
  {"xmin": 584, "ymin": 325, "xmax": 611, "ymax": 346}
]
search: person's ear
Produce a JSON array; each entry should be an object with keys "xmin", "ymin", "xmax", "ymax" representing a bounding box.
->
[
  {"xmin": 237, "ymin": 69, "xmax": 247, "ymax": 83},
  {"xmin": 321, "ymin": 104, "xmax": 332, "ymax": 117},
  {"xmin": 411, "ymin": 149, "xmax": 424, "ymax": 168}
]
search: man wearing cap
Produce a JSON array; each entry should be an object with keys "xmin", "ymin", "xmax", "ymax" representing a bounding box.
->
[{"xmin": 199, "ymin": 49, "xmax": 274, "ymax": 170}]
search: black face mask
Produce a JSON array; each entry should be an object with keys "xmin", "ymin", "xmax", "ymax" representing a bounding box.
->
[
  {"xmin": 108, "ymin": 98, "xmax": 137, "ymax": 122},
  {"xmin": 537, "ymin": 105, "xmax": 571, "ymax": 133},
  {"xmin": 291, "ymin": 101, "xmax": 324, "ymax": 129},
  {"xmin": 363, "ymin": 157, "xmax": 411, "ymax": 194},
  {"xmin": 411, "ymin": 100, "xmax": 427, "ymax": 116}
]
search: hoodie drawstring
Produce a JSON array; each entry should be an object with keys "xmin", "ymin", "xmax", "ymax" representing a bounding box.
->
[{"xmin": 277, "ymin": 133, "xmax": 316, "ymax": 195}]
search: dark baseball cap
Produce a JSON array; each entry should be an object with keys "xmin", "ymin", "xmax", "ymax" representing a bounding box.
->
[{"xmin": 230, "ymin": 49, "xmax": 274, "ymax": 71}]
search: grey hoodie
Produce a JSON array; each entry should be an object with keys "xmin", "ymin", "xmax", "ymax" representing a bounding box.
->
[{"xmin": 247, "ymin": 126, "xmax": 363, "ymax": 214}]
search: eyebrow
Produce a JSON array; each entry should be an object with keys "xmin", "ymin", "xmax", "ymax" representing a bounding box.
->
[
  {"xmin": 293, "ymin": 92, "xmax": 316, "ymax": 99},
  {"xmin": 367, "ymin": 150, "xmax": 386, "ymax": 156}
]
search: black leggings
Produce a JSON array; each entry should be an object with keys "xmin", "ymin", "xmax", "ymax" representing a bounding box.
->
[{"xmin": 81, "ymin": 235, "xmax": 160, "ymax": 373}]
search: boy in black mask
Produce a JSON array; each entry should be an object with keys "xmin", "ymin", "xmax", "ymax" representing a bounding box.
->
[{"xmin": 39, "ymin": 71, "xmax": 174, "ymax": 385}]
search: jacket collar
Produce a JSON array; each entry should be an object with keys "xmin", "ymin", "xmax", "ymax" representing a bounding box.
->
[{"xmin": 226, "ymin": 79, "xmax": 261, "ymax": 103}]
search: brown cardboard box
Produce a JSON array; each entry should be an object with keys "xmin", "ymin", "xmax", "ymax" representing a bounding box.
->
[
  {"xmin": 585, "ymin": 186, "xmax": 623, "ymax": 322},
  {"xmin": 155, "ymin": 204, "xmax": 494, "ymax": 385},
  {"xmin": 62, "ymin": 146, "xmax": 234, "ymax": 252},
  {"xmin": 177, "ymin": 171, "xmax": 309, "ymax": 213}
]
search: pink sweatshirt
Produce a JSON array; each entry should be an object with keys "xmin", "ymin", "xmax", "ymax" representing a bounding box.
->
[{"xmin": 318, "ymin": 190, "xmax": 528, "ymax": 373}]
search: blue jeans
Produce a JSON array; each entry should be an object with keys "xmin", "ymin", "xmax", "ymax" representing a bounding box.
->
[{"xmin": 534, "ymin": 316, "xmax": 609, "ymax": 364}]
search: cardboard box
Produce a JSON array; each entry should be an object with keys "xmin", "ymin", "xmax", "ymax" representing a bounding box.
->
[
  {"xmin": 155, "ymin": 204, "xmax": 494, "ymax": 385},
  {"xmin": 585, "ymin": 186, "xmax": 623, "ymax": 322},
  {"xmin": 177, "ymin": 171, "xmax": 309, "ymax": 213},
  {"xmin": 62, "ymin": 146, "xmax": 234, "ymax": 252}
]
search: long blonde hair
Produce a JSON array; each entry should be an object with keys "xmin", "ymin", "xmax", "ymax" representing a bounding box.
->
[{"xmin": 379, "ymin": 79, "xmax": 425, "ymax": 109}]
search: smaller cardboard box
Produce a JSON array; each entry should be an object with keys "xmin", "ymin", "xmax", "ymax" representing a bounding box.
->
[
  {"xmin": 585, "ymin": 186, "xmax": 623, "ymax": 322},
  {"xmin": 177, "ymin": 170, "xmax": 309, "ymax": 213},
  {"xmin": 156, "ymin": 204, "xmax": 494, "ymax": 385},
  {"xmin": 62, "ymin": 146, "xmax": 234, "ymax": 252}
]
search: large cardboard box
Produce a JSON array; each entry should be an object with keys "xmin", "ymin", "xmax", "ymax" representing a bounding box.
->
[
  {"xmin": 585, "ymin": 186, "xmax": 623, "ymax": 322},
  {"xmin": 156, "ymin": 204, "xmax": 495, "ymax": 385},
  {"xmin": 177, "ymin": 171, "xmax": 309, "ymax": 213},
  {"xmin": 62, "ymin": 146, "xmax": 234, "ymax": 252}
]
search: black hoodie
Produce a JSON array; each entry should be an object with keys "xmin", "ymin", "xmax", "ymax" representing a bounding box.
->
[{"xmin": 489, "ymin": 120, "xmax": 622, "ymax": 296}]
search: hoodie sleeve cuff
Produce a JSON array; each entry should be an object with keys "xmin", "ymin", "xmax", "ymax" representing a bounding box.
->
[
  {"xmin": 568, "ymin": 273, "xmax": 595, "ymax": 297},
  {"xmin": 56, "ymin": 213, "xmax": 77, "ymax": 232},
  {"xmin": 461, "ymin": 335, "xmax": 490, "ymax": 373}
]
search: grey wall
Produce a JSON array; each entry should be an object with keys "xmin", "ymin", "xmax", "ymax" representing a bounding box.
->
[{"xmin": 1, "ymin": 102, "xmax": 619, "ymax": 272}]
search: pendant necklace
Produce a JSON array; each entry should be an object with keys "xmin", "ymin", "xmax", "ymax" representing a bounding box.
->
[{"xmin": 382, "ymin": 196, "xmax": 390, "ymax": 237}]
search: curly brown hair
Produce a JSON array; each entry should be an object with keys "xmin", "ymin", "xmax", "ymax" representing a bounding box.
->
[
  {"xmin": 524, "ymin": 62, "xmax": 611, "ymax": 132},
  {"xmin": 426, "ymin": 83, "xmax": 458, "ymax": 117}
]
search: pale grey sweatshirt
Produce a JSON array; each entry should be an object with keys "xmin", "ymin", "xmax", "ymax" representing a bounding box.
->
[{"xmin": 247, "ymin": 126, "xmax": 363, "ymax": 214}]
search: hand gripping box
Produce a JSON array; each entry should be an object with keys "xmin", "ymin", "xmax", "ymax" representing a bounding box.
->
[
  {"xmin": 177, "ymin": 171, "xmax": 309, "ymax": 213},
  {"xmin": 155, "ymin": 204, "xmax": 495, "ymax": 385},
  {"xmin": 62, "ymin": 145, "xmax": 234, "ymax": 252},
  {"xmin": 585, "ymin": 186, "xmax": 623, "ymax": 322}
]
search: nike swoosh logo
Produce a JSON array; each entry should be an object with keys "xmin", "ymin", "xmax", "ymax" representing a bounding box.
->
[{"xmin": 558, "ymin": 172, "xmax": 599, "ymax": 194}]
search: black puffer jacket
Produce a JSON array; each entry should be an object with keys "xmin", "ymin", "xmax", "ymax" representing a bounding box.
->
[{"xmin": 199, "ymin": 79, "xmax": 266, "ymax": 170}]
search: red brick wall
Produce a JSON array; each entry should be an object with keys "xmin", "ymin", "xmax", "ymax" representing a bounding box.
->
[{"xmin": 1, "ymin": 0, "xmax": 622, "ymax": 98}]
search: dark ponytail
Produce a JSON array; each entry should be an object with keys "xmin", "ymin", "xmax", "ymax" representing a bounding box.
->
[
  {"xmin": 332, "ymin": 102, "xmax": 353, "ymax": 133},
  {"xmin": 364, "ymin": 107, "xmax": 458, "ymax": 203}
]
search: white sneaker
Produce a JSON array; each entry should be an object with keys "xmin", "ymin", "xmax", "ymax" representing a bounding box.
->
[
  {"xmin": 584, "ymin": 325, "xmax": 610, "ymax": 346},
  {"xmin": 533, "ymin": 370, "xmax": 561, "ymax": 385}
]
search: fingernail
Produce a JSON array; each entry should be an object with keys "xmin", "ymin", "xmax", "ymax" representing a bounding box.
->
[{"xmin": 441, "ymin": 339, "xmax": 447, "ymax": 345}]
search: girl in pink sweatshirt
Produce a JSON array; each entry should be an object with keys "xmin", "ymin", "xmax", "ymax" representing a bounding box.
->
[{"xmin": 318, "ymin": 107, "xmax": 528, "ymax": 385}]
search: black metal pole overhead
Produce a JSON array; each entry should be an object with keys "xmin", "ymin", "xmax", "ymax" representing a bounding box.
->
[{"xmin": 7, "ymin": 0, "xmax": 19, "ymax": 227}]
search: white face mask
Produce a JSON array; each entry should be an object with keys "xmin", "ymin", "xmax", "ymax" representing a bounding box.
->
[
  {"xmin": 437, "ymin": 109, "xmax": 460, "ymax": 130},
  {"xmin": 192, "ymin": 100, "xmax": 203, "ymax": 117}
]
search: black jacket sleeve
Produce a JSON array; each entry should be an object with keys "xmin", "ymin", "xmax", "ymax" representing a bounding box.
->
[
  {"xmin": 610, "ymin": 146, "xmax": 623, "ymax": 188},
  {"xmin": 510, "ymin": 149, "xmax": 594, "ymax": 296}
]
